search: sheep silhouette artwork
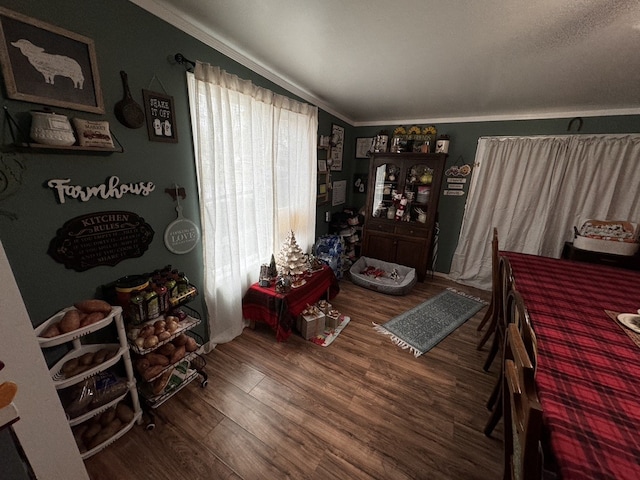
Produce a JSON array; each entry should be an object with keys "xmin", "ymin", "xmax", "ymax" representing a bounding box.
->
[{"xmin": 10, "ymin": 39, "xmax": 84, "ymax": 89}]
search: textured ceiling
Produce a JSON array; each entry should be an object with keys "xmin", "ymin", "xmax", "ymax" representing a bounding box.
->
[{"xmin": 132, "ymin": 0, "xmax": 640, "ymax": 125}]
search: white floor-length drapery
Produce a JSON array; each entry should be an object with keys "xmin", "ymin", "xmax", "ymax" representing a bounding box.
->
[
  {"xmin": 449, "ymin": 134, "xmax": 640, "ymax": 290},
  {"xmin": 187, "ymin": 62, "xmax": 318, "ymax": 349}
]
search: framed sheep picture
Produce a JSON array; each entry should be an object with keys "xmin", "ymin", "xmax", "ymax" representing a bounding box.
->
[{"xmin": 0, "ymin": 7, "xmax": 104, "ymax": 113}]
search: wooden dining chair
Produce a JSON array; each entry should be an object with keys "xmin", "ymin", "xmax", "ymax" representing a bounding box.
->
[
  {"xmin": 477, "ymin": 227, "xmax": 499, "ymax": 335},
  {"xmin": 482, "ymin": 255, "xmax": 514, "ymax": 372},
  {"xmin": 502, "ymin": 322, "xmax": 543, "ymax": 480},
  {"xmin": 485, "ymin": 289, "xmax": 537, "ymax": 436}
]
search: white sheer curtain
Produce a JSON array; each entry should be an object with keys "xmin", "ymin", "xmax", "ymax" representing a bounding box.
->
[
  {"xmin": 187, "ymin": 62, "xmax": 318, "ymax": 349},
  {"xmin": 449, "ymin": 134, "xmax": 640, "ymax": 290}
]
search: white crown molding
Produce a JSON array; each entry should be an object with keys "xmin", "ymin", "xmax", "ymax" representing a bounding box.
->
[
  {"xmin": 130, "ymin": 1, "xmax": 640, "ymax": 129},
  {"xmin": 354, "ymin": 107, "xmax": 640, "ymax": 128},
  {"xmin": 128, "ymin": 0, "xmax": 352, "ymax": 124}
]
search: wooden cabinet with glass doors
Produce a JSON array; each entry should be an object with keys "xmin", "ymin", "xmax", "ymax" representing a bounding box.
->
[{"xmin": 361, "ymin": 153, "xmax": 446, "ymax": 281}]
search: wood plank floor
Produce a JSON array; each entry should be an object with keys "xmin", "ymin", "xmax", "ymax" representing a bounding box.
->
[{"xmin": 85, "ymin": 275, "xmax": 504, "ymax": 480}]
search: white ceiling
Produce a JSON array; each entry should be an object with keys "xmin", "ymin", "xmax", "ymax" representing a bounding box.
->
[{"xmin": 132, "ymin": 0, "xmax": 640, "ymax": 126}]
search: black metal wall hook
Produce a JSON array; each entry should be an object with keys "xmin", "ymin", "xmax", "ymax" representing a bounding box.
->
[
  {"xmin": 567, "ymin": 117, "xmax": 583, "ymax": 132},
  {"xmin": 174, "ymin": 53, "xmax": 195, "ymax": 71}
]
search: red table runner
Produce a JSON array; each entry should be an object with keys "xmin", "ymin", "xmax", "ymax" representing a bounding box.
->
[
  {"xmin": 241, "ymin": 266, "xmax": 340, "ymax": 341},
  {"xmin": 502, "ymin": 251, "xmax": 640, "ymax": 480}
]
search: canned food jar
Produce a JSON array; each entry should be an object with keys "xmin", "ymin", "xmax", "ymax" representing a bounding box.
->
[
  {"xmin": 145, "ymin": 288, "xmax": 160, "ymax": 320},
  {"xmin": 115, "ymin": 275, "xmax": 150, "ymax": 317},
  {"xmin": 129, "ymin": 293, "xmax": 146, "ymax": 325}
]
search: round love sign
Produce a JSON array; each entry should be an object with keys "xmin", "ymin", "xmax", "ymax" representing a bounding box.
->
[{"xmin": 164, "ymin": 215, "xmax": 200, "ymax": 254}]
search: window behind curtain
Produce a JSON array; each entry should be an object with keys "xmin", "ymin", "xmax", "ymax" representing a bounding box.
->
[{"xmin": 187, "ymin": 63, "xmax": 318, "ymax": 347}]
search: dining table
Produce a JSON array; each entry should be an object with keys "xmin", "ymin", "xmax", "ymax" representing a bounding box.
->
[{"xmin": 501, "ymin": 251, "xmax": 640, "ymax": 480}]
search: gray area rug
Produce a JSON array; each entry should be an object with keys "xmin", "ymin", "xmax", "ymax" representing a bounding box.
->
[{"xmin": 374, "ymin": 288, "xmax": 487, "ymax": 357}]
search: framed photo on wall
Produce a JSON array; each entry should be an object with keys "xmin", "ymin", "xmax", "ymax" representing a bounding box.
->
[
  {"xmin": 317, "ymin": 171, "xmax": 330, "ymax": 205},
  {"xmin": 329, "ymin": 123, "xmax": 344, "ymax": 171},
  {"xmin": 355, "ymin": 137, "xmax": 374, "ymax": 159},
  {"xmin": 332, "ymin": 179, "xmax": 347, "ymax": 206},
  {"xmin": 0, "ymin": 7, "xmax": 104, "ymax": 113},
  {"xmin": 142, "ymin": 89, "xmax": 178, "ymax": 143}
]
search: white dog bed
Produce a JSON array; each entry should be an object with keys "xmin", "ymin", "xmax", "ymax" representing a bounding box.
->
[{"xmin": 349, "ymin": 256, "xmax": 417, "ymax": 295}]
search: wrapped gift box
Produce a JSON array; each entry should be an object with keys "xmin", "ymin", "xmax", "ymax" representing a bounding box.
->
[
  {"xmin": 325, "ymin": 309, "xmax": 341, "ymax": 329},
  {"xmin": 316, "ymin": 300, "xmax": 332, "ymax": 314},
  {"xmin": 297, "ymin": 307, "xmax": 326, "ymax": 340}
]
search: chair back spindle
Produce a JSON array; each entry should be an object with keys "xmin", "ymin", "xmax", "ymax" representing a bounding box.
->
[{"xmin": 503, "ymin": 323, "xmax": 543, "ymax": 480}]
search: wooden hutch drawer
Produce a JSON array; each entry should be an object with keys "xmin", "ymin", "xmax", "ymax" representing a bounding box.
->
[{"xmin": 394, "ymin": 224, "xmax": 426, "ymax": 236}]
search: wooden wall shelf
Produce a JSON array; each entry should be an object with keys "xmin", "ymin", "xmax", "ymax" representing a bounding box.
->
[{"xmin": 15, "ymin": 143, "xmax": 123, "ymax": 154}]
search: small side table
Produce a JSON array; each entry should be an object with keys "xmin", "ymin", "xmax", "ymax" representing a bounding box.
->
[
  {"xmin": 561, "ymin": 241, "xmax": 640, "ymax": 270},
  {"xmin": 242, "ymin": 266, "xmax": 340, "ymax": 341}
]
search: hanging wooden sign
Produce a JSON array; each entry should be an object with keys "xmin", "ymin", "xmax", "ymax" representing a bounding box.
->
[
  {"xmin": 142, "ymin": 89, "xmax": 178, "ymax": 143},
  {"xmin": 48, "ymin": 210, "xmax": 154, "ymax": 271},
  {"xmin": 164, "ymin": 205, "xmax": 200, "ymax": 255}
]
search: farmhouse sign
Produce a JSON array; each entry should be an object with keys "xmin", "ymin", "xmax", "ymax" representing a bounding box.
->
[
  {"xmin": 48, "ymin": 210, "xmax": 154, "ymax": 271},
  {"xmin": 47, "ymin": 176, "xmax": 155, "ymax": 204}
]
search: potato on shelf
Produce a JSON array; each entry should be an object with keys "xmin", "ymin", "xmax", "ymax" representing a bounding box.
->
[
  {"xmin": 155, "ymin": 343, "xmax": 175, "ymax": 356},
  {"xmin": 60, "ymin": 347, "xmax": 117, "ymax": 378},
  {"xmin": 140, "ymin": 364, "xmax": 165, "ymax": 381},
  {"xmin": 40, "ymin": 323, "xmax": 61, "ymax": 338},
  {"xmin": 74, "ymin": 299, "xmax": 112, "ymax": 315},
  {"xmin": 145, "ymin": 352, "xmax": 170, "ymax": 367},
  {"xmin": 133, "ymin": 334, "xmax": 199, "ymax": 382},
  {"xmin": 170, "ymin": 345, "xmax": 186, "ymax": 364},
  {"xmin": 37, "ymin": 299, "xmax": 113, "ymax": 339},
  {"xmin": 152, "ymin": 370, "xmax": 172, "ymax": 396},
  {"xmin": 127, "ymin": 311, "xmax": 199, "ymax": 354},
  {"xmin": 59, "ymin": 309, "xmax": 82, "ymax": 333},
  {"xmin": 71, "ymin": 401, "xmax": 133, "ymax": 453},
  {"xmin": 183, "ymin": 335, "xmax": 198, "ymax": 352},
  {"xmin": 173, "ymin": 333, "xmax": 188, "ymax": 346}
]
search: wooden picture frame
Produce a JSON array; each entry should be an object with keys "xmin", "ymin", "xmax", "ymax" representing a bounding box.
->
[
  {"xmin": 142, "ymin": 89, "xmax": 178, "ymax": 143},
  {"xmin": 0, "ymin": 7, "xmax": 104, "ymax": 113},
  {"xmin": 374, "ymin": 134, "xmax": 389, "ymax": 153},
  {"xmin": 329, "ymin": 123, "xmax": 344, "ymax": 171},
  {"xmin": 332, "ymin": 179, "xmax": 347, "ymax": 206},
  {"xmin": 355, "ymin": 137, "xmax": 374, "ymax": 159},
  {"xmin": 317, "ymin": 172, "xmax": 330, "ymax": 205}
]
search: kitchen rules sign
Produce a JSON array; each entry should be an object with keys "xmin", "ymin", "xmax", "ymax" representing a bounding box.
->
[
  {"xmin": 142, "ymin": 89, "xmax": 178, "ymax": 143},
  {"xmin": 48, "ymin": 211, "xmax": 154, "ymax": 271}
]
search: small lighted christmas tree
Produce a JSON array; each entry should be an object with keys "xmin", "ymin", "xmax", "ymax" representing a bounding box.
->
[
  {"xmin": 275, "ymin": 231, "xmax": 307, "ymax": 277},
  {"xmin": 268, "ymin": 254, "xmax": 278, "ymax": 278}
]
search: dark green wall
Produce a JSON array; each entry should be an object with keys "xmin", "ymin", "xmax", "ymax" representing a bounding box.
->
[
  {"xmin": 0, "ymin": 0, "xmax": 349, "ymax": 339},
  {"xmin": 314, "ymin": 116, "xmax": 354, "ymax": 236}
]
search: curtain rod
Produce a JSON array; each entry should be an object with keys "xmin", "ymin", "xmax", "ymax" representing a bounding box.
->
[{"xmin": 174, "ymin": 53, "xmax": 195, "ymax": 71}]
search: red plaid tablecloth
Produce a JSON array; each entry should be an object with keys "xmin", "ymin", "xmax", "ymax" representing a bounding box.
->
[
  {"xmin": 502, "ymin": 251, "xmax": 640, "ymax": 480},
  {"xmin": 242, "ymin": 266, "xmax": 340, "ymax": 341}
]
